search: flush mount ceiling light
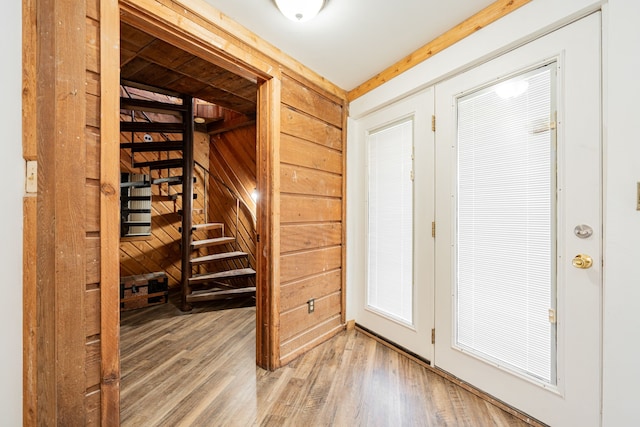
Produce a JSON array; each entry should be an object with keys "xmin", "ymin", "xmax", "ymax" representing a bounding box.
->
[{"xmin": 274, "ymin": 0, "xmax": 326, "ymax": 22}]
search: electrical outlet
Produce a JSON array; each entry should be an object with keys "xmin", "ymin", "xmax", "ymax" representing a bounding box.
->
[{"xmin": 307, "ymin": 298, "xmax": 315, "ymax": 313}]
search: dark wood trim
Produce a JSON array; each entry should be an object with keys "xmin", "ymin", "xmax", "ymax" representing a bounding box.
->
[{"xmin": 256, "ymin": 75, "xmax": 281, "ymax": 369}]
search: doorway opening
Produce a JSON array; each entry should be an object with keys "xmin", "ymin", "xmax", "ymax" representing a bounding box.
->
[{"xmin": 117, "ymin": 19, "xmax": 265, "ymax": 416}]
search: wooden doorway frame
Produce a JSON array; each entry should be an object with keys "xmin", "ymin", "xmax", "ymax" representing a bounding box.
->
[{"xmin": 101, "ymin": 0, "xmax": 281, "ymax": 421}]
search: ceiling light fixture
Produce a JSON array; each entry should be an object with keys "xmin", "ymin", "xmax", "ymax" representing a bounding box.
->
[{"xmin": 274, "ymin": 0, "xmax": 326, "ymax": 22}]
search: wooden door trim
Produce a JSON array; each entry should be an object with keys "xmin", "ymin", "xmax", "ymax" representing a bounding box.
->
[
  {"xmin": 99, "ymin": 0, "xmax": 121, "ymax": 424},
  {"xmin": 99, "ymin": 1, "xmax": 281, "ymax": 421}
]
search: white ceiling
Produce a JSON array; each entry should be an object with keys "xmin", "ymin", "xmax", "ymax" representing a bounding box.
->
[{"xmin": 203, "ymin": 0, "xmax": 496, "ymax": 91}]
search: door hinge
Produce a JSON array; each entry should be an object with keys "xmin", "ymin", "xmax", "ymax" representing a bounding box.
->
[
  {"xmin": 548, "ymin": 308, "xmax": 557, "ymax": 324},
  {"xmin": 432, "ymin": 221, "xmax": 436, "ymax": 238},
  {"xmin": 431, "ymin": 328, "xmax": 435, "ymax": 344},
  {"xmin": 410, "ymin": 170, "xmax": 415, "ymax": 181},
  {"xmin": 431, "ymin": 115, "xmax": 436, "ymax": 132}
]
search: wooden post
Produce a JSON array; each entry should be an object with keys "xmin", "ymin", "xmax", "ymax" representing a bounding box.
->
[{"xmin": 181, "ymin": 96, "xmax": 195, "ymax": 311}]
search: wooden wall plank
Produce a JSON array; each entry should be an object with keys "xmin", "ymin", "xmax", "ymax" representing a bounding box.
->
[
  {"xmin": 279, "ymin": 315, "xmax": 343, "ymax": 364},
  {"xmin": 280, "ymin": 269, "xmax": 341, "ymax": 311},
  {"xmin": 23, "ymin": 196, "xmax": 37, "ymax": 426},
  {"xmin": 86, "ymin": 17, "xmax": 100, "ymax": 73},
  {"xmin": 99, "ymin": 0, "xmax": 122, "ymax": 423},
  {"xmin": 86, "ymin": 339, "xmax": 101, "ymax": 389},
  {"xmin": 280, "ymin": 134, "xmax": 343, "ymax": 175},
  {"xmin": 86, "ymin": 236, "xmax": 100, "ymax": 284},
  {"xmin": 23, "ymin": 0, "xmax": 37, "ymax": 161},
  {"xmin": 86, "ymin": 289, "xmax": 101, "ymax": 337},
  {"xmin": 347, "ymin": 0, "xmax": 532, "ymax": 100},
  {"xmin": 280, "ymin": 223, "xmax": 342, "ymax": 254},
  {"xmin": 280, "ymin": 164, "xmax": 342, "ymax": 198},
  {"xmin": 36, "ymin": 0, "xmax": 88, "ymax": 422},
  {"xmin": 281, "ymin": 74, "xmax": 342, "ymax": 128},
  {"xmin": 86, "ymin": 93, "xmax": 101, "ymax": 128},
  {"xmin": 86, "ymin": 180, "xmax": 100, "ymax": 233},
  {"xmin": 280, "ymin": 106, "xmax": 342, "ymax": 151},
  {"xmin": 280, "ymin": 195, "xmax": 342, "ymax": 223},
  {"xmin": 85, "ymin": 390, "xmax": 101, "ymax": 427},
  {"xmin": 280, "ymin": 246, "xmax": 342, "ymax": 284},
  {"xmin": 86, "ymin": 127, "xmax": 100, "ymax": 180},
  {"xmin": 279, "ymin": 292, "xmax": 341, "ymax": 343}
]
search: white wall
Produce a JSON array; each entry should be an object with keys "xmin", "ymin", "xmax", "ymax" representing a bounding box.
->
[
  {"xmin": 347, "ymin": 0, "xmax": 640, "ymax": 425},
  {"xmin": 0, "ymin": 0, "xmax": 23, "ymax": 425},
  {"xmin": 601, "ymin": 1, "xmax": 640, "ymax": 425}
]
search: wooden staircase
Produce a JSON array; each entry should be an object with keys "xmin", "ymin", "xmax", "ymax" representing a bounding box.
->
[{"xmin": 120, "ymin": 83, "xmax": 256, "ymax": 312}]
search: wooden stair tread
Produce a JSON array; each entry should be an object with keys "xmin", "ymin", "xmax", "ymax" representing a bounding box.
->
[
  {"xmin": 120, "ymin": 142, "xmax": 184, "ymax": 152},
  {"xmin": 120, "ymin": 97, "xmax": 187, "ymax": 114},
  {"xmin": 120, "ymin": 121, "xmax": 185, "ymax": 133},
  {"xmin": 191, "ymin": 236, "xmax": 235, "ymax": 250},
  {"xmin": 185, "ymin": 287, "xmax": 256, "ymax": 303},
  {"xmin": 120, "ymin": 180, "xmax": 150, "ymax": 188},
  {"xmin": 190, "ymin": 251, "xmax": 248, "ymax": 266},
  {"xmin": 133, "ymin": 158, "xmax": 183, "ymax": 170},
  {"xmin": 152, "ymin": 176, "xmax": 182, "ymax": 185},
  {"xmin": 189, "ymin": 268, "xmax": 256, "ymax": 285},
  {"xmin": 192, "ymin": 222, "xmax": 224, "ymax": 231}
]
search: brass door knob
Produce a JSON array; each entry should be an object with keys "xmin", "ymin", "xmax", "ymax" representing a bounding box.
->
[{"xmin": 572, "ymin": 254, "xmax": 593, "ymax": 269}]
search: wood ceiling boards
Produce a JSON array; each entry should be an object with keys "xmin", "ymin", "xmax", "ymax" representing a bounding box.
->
[{"xmin": 120, "ymin": 22, "xmax": 257, "ymax": 116}]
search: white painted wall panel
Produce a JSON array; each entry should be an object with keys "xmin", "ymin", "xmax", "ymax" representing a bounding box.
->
[{"xmin": 1, "ymin": 0, "xmax": 23, "ymax": 425}]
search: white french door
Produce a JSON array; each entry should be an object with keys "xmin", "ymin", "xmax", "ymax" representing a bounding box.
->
[
  {"xmin": 434, "ymin": 13, "xmax": 601, "ymax": 427},
  {"xmin": 353, "ymin": 89, "xmax": 435, "ymax": 360}
]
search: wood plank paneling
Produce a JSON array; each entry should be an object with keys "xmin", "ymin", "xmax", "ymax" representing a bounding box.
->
[
  {"xmin": 279, "ymin": 316, "xmax": 343, "ymax": 363},
  {"xmin": 280, "ymin": 223, "xmax": 342, "ymax": 253},
  {"xmin": 86, "ymin": 17, "xmax": 100, "ymax": 73},
  {"xmin": 85, "ymin": 390, "xmax": 101, "ymax": 427},
  {"xmin": 280, "ymin": 292, "xmax": 342, "ymax": 343},
  {"xmin": 23, "ymin": 196, "xmax": 37, "ymax": 426},
  {"xmin": 278, "ymin": 76, "xmax": 345, "ymax": 367},
  {"xmin": 86, "ymin": 127, "xmax": 100, "ymax": 180},
  {"xmin": 280, "ymin": 246, "xmax": 342, "ymax": 284},
  {"xmin": 280, "ymin": 195, "xmax": 342, "ymax": 223},
  {"xmin": 280, "ymin": 164, "xmax": 342, "ymax": 198},
  {"xmin": 281, "ymin": 75, "xmax": 342, "ymax": 128},
  {"xmin": 86, "ymin": 339, "xmax": 101, "ymax": 388},
  {"xmin": 86, "ymin": 236, "xmax": 100, "ymax": 284},
  {"xmin": 36, "ymin": 0, "xmax": 88, "ymax": 423},
  {"xmin": 280, "ymin": 106, "xmax": 342, "ymax": 150},
  {"xmin": 86, "ymin": 180, "xmax": 100, "ymax": 233},
  {"xmin": 86, "ymin": 289, "xmax": 101, "ymax": 337},
  {"xmin": 280, "ymin": 134, "xmax": 343, "ymax": 175},
  {"xmin": 280, "ymin": 269, "xmax": 341, "ymax": 310}
]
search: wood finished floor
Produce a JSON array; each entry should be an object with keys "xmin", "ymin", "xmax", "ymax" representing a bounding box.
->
[{"xmin": 120, "ymin": 295, "xmax": 530, "ymax": 427}]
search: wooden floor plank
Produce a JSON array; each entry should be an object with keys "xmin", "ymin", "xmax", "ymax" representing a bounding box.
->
[{"xmin": 120, "ymin": 294, "xmax": 533, "ymax": 426}]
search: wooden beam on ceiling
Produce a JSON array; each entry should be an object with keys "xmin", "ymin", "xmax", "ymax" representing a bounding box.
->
[{"xmin": 347, "ymin": 0, "xmax": 532, "ymax": 101}]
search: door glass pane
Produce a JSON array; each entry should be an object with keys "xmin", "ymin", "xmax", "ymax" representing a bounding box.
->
[
  {"xmin": 367, "ymin": 119, "xmax": 414, "ymax": 324},
  {"xmin": 456, "ymin": 64, "xmax": 556, "ymax": 383}
]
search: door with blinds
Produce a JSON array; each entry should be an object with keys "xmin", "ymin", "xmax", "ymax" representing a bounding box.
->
[
  {"xmin": 434, "ymin": 13, "xmax": 601, "ymax": 426},
  {"xmin": 353, "ymin": 89, "xmax": 435, "ymax": 360}
]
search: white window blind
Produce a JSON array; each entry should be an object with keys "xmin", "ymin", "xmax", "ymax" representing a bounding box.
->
[
  {"xmin": 456, "ymin": 65, "xmax": 556, "ymax": 383},
  {"xmin": 367, "ymin": 119, "xmax": 414, "ymax": 324}
]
